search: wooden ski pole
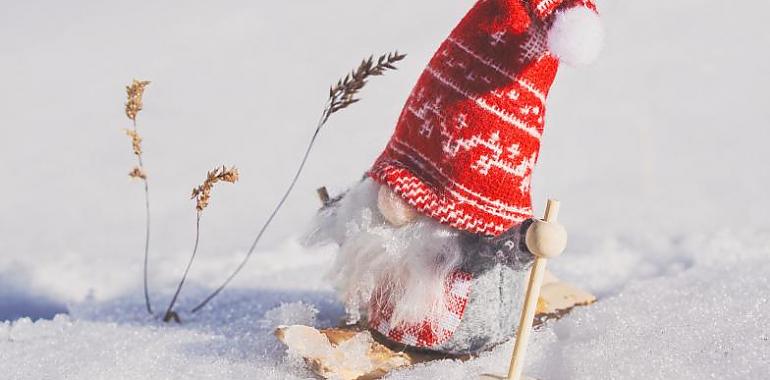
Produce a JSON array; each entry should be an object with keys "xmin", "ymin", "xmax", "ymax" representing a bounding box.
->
[{"xmin": 507, "ymin": 199, "xmax": 561, "ymax": 380}]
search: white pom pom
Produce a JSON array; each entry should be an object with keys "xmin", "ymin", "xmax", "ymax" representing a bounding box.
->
[{"xmin": 547, "ymin": 7, "xmax": 604, "ymax": 66}]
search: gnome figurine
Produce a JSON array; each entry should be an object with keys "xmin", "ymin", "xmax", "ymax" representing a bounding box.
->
[{"xmin": 278, "ymin": 0, "xmax": 603, "ymax": 377}]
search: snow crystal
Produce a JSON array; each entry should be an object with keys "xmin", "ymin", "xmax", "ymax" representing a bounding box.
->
[{"xmin": 263, "ymin": 301, "xmax": 319, "ymax": 327}]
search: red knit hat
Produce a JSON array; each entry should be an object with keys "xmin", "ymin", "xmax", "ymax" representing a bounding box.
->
[{"xmin": 370, "ymin": 0, "xmax": 597, "ymax": 237}]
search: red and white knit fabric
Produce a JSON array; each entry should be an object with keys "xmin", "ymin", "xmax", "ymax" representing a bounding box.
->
[
  {"xmin": 368, "ymin": 271, "xmax": 474, "ymax": 349},
  {"xmin": 370, "ymin": 0, "xmax": 597, "ymax": 237}
]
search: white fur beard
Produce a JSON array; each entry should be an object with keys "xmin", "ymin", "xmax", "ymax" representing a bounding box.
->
[{"xmin": 304, "ymin": 179, "xmax": 464, "ymax": 327}]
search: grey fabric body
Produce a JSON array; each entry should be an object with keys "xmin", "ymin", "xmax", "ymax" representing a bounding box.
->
[
  {"xmin": 435, "ymin": 262, "xmax": 530, "ymax": 354},
  {"xmin": 433, "ymin": 221, "xmax": 534, "ymax": 355}
]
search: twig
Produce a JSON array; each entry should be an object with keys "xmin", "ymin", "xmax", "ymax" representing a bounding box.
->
[
  {"xmin": 189, "ymin": 51, "xmax": 406, "ymax": 313},
  {"xmin": 317, "ymin": 187, "xmax": 331, "ymax": 205}
]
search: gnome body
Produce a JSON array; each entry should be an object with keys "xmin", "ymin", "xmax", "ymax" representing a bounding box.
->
[{"xmin": 305, "ymin": 0, "xmax": 602, "ymax": 356}]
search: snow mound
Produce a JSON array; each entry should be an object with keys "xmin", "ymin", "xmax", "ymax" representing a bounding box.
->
[{"xmin": 1, "ymin": 232, "xmax": 767, "ymax": 379}]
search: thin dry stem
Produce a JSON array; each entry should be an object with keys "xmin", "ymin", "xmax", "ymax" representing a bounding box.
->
[{"xmin": 163, "ymin": 213, "xmax": 202, "ymax": 323}]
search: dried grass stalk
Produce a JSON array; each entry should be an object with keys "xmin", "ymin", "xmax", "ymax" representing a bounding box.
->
[
  {"xmin": 163, "ymin": 165, "xmax": 239, "ymax": 322},
  {"xmin": 190, "ymin": 51, "xmax": 406, "ymax": 314},
  {"xmin": 123, "ymin": 79, "xmax": 154, "ymax": 315}
]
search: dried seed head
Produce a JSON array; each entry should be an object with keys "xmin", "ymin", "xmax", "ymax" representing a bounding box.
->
[
  {"xmin": 124, "ymin": 129, "xmax": 143, "ymax": 156},
  {"xmin": 327, "ymin": 52, "xmax": 405, "ymax": 121},
  {"xmin": 191, "ymin": 166, "xmax": 239, "ymax": 213},
  {"xmin": 220, "ymin": 168, "xmax": 239, "ymax": 184},
  {"xmin": 129, "ymin": 166, "xmax": 147, "ymax": 180},
  {"xmin": 125, "ymin": 79, "xmax": 151, "ymax": 121}
]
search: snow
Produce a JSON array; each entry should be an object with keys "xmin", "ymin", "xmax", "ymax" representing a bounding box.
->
[{"xmin": 1, "ymin": 0, "xmax": 769, "ymax": 379}]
